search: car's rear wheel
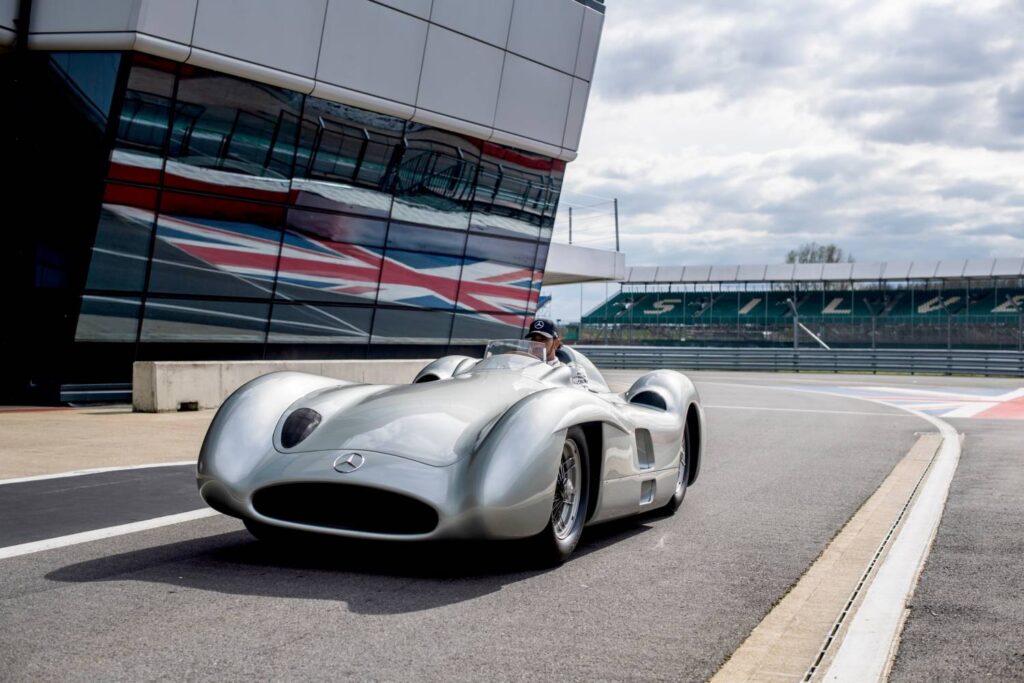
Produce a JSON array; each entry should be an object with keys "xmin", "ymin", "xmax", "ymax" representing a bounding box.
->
[
  {"xmin": 662, "ymin": 424, "xmax": 690, "ymax": 515},
  {"xmin": 533, "ymin": 426, "xmax": 590, "ymax": 565}
]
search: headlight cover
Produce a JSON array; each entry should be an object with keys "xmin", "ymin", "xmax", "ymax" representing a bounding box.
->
[{"xmin": 281, "ymin": 408, "xmax": 322, "ymax": 449}]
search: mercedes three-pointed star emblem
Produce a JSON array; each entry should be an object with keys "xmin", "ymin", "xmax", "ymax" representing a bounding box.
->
[{"xmin": 333, "ymin": 452, "xmax": 365, "ymax": 473}]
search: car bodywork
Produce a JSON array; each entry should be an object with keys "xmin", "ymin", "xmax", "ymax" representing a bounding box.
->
[{"xmin": 197, "ymin": 348, "xmax": 704, "ymax": 542}]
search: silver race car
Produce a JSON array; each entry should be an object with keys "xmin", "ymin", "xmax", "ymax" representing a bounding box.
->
[{"xmin": 197, "ymin": 340, "xmax": 704, "ymax": 563}]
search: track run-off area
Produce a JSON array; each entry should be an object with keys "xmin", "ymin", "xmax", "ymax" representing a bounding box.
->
[{"xmin": 1, "ymin": 371, "xmax": 1021, "ymax": 681}]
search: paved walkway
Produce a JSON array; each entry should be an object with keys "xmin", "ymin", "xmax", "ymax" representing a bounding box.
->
[{"xmin": 0, "ymin": 406, "xmax": 213, "ymax": 479}]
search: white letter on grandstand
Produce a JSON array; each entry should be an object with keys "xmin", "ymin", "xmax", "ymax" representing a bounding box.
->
[
  {"xmin": 644, "ymin": 299, "xmax": 681, "ymax": 315},
  {"xmin": 917, "ymin": 296, "xmax": 961, "ymax": 314},
  {"xmin": 822, "ymin": 297, "xmax": 851, "ymax": 314},
  {"xmin": 992, "ymin": 295, "xmax": 1024, "ymax": 313},
  {"xmin": 738, "ymin": 298, "xmax": 762, "ymax": 315}
]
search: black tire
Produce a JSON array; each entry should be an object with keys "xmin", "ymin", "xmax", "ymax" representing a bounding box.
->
[
  {"xmin": 661, "ymin": 424, "xmax": 690, "ymax": 515},
  {"xmin": 532, "ymin": 426, "xmax": 590, "ymax": 565}
]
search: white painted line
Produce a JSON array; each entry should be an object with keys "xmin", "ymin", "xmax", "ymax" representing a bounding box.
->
[
  {"xmin": 823, "ymin": 406, "xmax": 961, "ymax": 682},
  {"xmin": 703, "ymin": 404, "xmax": 915, "ymax": 418},
  {"xmin": 701, "ymin": 377, "xmax": 966, "ymax": 677},
  {"xmin": 943, "ymin": 402, "xmax": 997, "ymax": 418},
  {"xmin": 0, "ymin": 461, "xmax": 195, "ymax": 486},
  {"xmin": 0, "ymin": 509, "xmax": 220, "ymax": 560}
]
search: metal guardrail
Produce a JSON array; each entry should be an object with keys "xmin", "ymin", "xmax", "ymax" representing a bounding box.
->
[
  {"xmin": 576, "ymin": 346, "xmax": 1024, "ymax": 377},
  {"xmin": 60, "ymin": 383, "xmax": 132, "ymax": 404}
]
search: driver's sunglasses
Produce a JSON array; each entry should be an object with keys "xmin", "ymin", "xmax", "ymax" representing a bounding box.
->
[{"xmin": 527, "ymin": 334, "xmax": 548, "ymax": 342}]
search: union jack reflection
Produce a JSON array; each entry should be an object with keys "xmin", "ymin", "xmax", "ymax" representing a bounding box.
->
[{"xmin": 83, "ymin": 203, "xmax": 539, "ymax": 343}]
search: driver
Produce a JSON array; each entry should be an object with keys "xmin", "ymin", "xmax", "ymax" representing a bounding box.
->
[{"xmin": 525, "ymin": 319, "xmax": 589, "ymax": 388}]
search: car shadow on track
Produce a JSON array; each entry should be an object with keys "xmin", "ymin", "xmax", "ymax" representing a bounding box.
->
[{"xmin": 45, "ymin": 516, "xmax": 656, "ymax": 614}]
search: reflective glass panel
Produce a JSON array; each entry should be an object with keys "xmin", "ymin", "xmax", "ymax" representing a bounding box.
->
[
  {"xmin": 75, "ymin": 295, "xmax": 141, "ymax": 342},
  {"xmin": 456, "ymin": 234, "xmax": 537, "ymax": 314},
  {"xmin": 20, "ymin": 52, "xmax": 123, "ymax": 293},
  {"xmin": 292, "ymin": 96, "xmax": 405, "ymax": 217},
  {"xmin": 457, "ymin": 258, "xmax": 533, "ymax": 315},
  {"xmin": 534, "ymin": 242, "xmax": 550, "ymax": 271},
  {"xmin": 166, "ymin": 68, "xmax": 303, "ymax": 199},
  {"xmin": 48, "ymin": 52, "xmax": 121, "ymax": 132},
  {"xmin": 140, "ymin": 297, "xmax": 269, "ymax": 342},
  {"xmin": 390, "ymin": 125, "xmax": 480, "ymax": 230},
  {"xmin": 471, "ymin": 142, "xmax": 564, "ymax": 240},
  {"xmin": 452, "ymin": 313, "xmax": 528, "ymax": 345},
  {"xmin": 268, "ymin": 303, "xmax": 372, "ymax": 344},
  {"xmin": 377, "ymin": 251, "xmax": 462, "ymax": 309},
  {"xmin": 108, "ymin": 53, "xmax": 176, "ymax": 185},
  {"xmin": 465, "ymin": 234, "xmax": 537, "ymax": 267},
  {"xmin": 84, "ymin": 184, "xmax": 158, "ymax": 292},
  {"xmin": 274, "ymin": 209, "xmax": 386, "ymax": 304},
  {"xmin": 541, "ymin": 158, "xmax": 565, "ymax": 242},
  {"xmin": 147, "ymin": 192, "xmax": 284, "ymax": 299},
  {"xmin": 527, "ymin": 270, "xmax": 545, "ymax": 315},
  {"xmin": 370, "ymin": 308, "xmax": 453, "ymax": 344},
  {"xmin": 377, "ymin": 224, "xmax": 466, "ymax": 309},
  {"xmin": 385, "ymin": 223, "xmax": 466, "ymax": 257}
]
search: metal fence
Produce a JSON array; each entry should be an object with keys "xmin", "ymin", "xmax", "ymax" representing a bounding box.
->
[
  {"xmin": 576, "ymin": 346, "xmax": 1024, "ymax": 377},
  {"xmin": 578, "ymin": 319, "xmax": 1024, "ymax": 351}
]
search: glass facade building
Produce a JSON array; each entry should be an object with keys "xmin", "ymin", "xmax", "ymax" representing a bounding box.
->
[{"xmin": 2, "ymin": 51, "xmax": 564, "ymax": 402}]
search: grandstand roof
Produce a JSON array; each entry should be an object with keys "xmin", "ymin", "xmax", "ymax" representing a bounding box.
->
[{"xmin": 622, "ymin": 257, "xmax": 1024, "ymax": 284}]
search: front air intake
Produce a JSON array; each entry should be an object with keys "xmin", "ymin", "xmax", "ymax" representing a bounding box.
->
[{"xmin": 252, "ymin": 483, "xmax": 439, "ymax": 535}]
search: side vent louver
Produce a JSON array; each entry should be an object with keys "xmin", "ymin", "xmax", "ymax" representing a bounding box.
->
[{"xmin": 636, "ymin": 428, "xmax": 655, "ymax": 470}]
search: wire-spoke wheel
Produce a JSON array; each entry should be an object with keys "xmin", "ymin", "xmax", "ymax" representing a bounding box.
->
[
  {"xmin": 552, "ymin": 439, "xmax": 582, "ymax": 540},
  {"xmin": 533, "ymin": 426, "xmax": 590, "ymax": 565},
  {"xmin": 662, "ymin": 424, "xmax": 690, "ymax": 515}
]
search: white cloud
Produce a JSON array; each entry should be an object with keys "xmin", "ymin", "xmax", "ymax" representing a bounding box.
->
[{"xmin": 546, "ymin": 0, "xmax": 1024, "ymax": 322}]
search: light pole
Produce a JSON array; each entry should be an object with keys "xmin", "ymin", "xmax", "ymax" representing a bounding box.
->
[
  {"xmin": 864, "ymin": 294, "xmax": 889, "ymax": 351},
  {"xmin": 613, "ymin": 198, "xmax": 620, "ymax": 252},
  {"xmin": 606, "ymin": 303, "xmax": 630, "ymax": 348},
  {"xmin": 937, "ymin": 295, "xmax": 953, "ymax": 350},
  {"xmin": 628, "ymin": 297, "xmax": 634, "ymax": 345},
  {"xmin": 786, "ymin": 297, "xmax": 799, "ymax": 350},
  {"xmin": 864, "ymin": 297, "xmax": 877, "ymax": 351},
  {"xmin": 1005, "ymin": 294, "xmax": 1023, "ymax": 352}
]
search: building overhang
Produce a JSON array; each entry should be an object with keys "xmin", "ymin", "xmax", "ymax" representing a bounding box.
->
[
  {"xmin": 1, "ymin": 0, "xmax": 602, "ymax": 163},
  {"xmin": 543, "ymin": 243, "xmax": 626, "ymax": 285}
]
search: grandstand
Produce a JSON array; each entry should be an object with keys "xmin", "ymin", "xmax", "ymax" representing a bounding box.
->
[{"xmin": 581, "ymin": 258, "xmax": 1024, "ymax": 350}]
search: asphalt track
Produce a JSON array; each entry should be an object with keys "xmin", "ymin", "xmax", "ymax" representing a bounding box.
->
[
  {"xmin": 0, "ymin": 466, "xmax": 197, "ymax": 547},
  {"xmin": 1, "ymin": 371, "xmax": 1021, "ymax": 681}
]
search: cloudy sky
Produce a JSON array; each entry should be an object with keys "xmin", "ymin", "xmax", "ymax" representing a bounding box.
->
[{"xmin": 545, "ymin": 0, "xmax": 1024, "ymax": 321}]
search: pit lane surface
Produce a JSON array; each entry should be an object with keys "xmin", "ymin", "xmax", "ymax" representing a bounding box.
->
[
  {"xmin": 0, "ymin": 372, "xmax": 1019, "ymax": 681},
  {"xmin": 0, "ymin": 465, "xmax": 197, "ymax": 548}
]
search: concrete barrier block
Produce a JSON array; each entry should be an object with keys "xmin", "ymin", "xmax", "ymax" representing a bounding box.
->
[
  {"xmin": 279, "ymin": 360, "xmax": 327, "ymax": 376},
  {"xmin": 162, "ymin": 362, "xmax": 222, "ymax": 412},
  {"xmin": 318, "ymin": 363, "xmax": 353, "ymax": 383},
  {"xmin": 219, "ymin": 362, "xmax": 274, "ymax": 404},
  {"xmin": 132, "ymin": 362, "xmax": 157, "ymax": 413},
  {"xmin": 133, "ymin": 358, "xmax": 437, "ymax": 411},
  {"xmin": 357, "ymin": 360, "xmax": 425, "ymax": 383}
]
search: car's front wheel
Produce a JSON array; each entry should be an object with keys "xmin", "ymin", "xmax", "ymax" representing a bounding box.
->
[
  {"xmin": 533, "ymin": 426, "xmax": 590, "ymax": 565},
  {"xmin": 661, "ymin": 424, "xmax": 690, "ymax": 515}
]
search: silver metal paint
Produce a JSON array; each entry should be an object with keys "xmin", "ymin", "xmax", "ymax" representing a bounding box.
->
[{"xmin": 197, "ymin": 350, "xmax": 703, "ymax": 541}]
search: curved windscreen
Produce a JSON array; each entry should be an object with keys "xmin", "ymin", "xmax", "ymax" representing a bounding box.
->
[
  {"xmin": 483, "ymin": 339, "xmax": 547, "ymax": 363},
  {"xmin": 556, "ymin": 346, "xmax": 610, "ymax": 392}
]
